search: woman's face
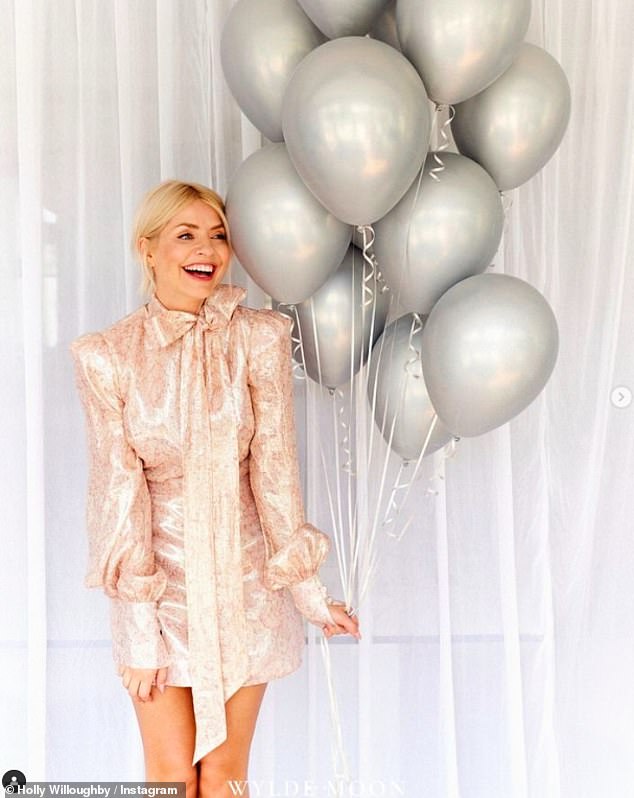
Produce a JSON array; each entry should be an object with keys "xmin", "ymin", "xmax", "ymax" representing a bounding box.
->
[{"xmin": 141, "ymin": 198, "xmax": 231, "ymax": 313}]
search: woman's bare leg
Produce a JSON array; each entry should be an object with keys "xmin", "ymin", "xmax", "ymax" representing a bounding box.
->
[
  {"xmin": 131, "ymin": 686, "xmax": 199, "ymax": 798},
  {"xmin": 198, "ymin": 682, "xmax": 268, "ymax": 798}
]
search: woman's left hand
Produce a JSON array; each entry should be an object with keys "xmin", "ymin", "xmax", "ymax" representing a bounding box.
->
[{"xmin": 322, "ymin": 603, "xmax": 361, "ymax": 640}]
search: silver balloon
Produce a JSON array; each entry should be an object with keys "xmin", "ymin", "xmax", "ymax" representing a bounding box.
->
[
  {"xmin": 396, "ymin": 0, "xmax": 530, "ymax": 104},
  {"xmin": 297, "ymin": 0, "xmax": 390, "ymax": 38},
  {"xmin": 452, "ymin": 43, "xmax": 572, "ymax": 191},
  {"xmin": 276, "ymin": 246, "xmax": 390, "ymax": 389},
  {"xmin": 420, "ymin": 273, "xmax": 559, "ymax": 437},
  {"xmin": 282, "ymin": 36, "xmax": 431, "ymax": 225},
  {"xmin": 220, "ymin": 0, "xmax": 325, "ymax": 142},
  {"xmin": 225, "ymin": 143, "xmax": 351, "ymax": 303},
  {"xmin": 368, "ymin": 314, "xmax": 455, "ymax": 460},
  {"xmin": 369, "ymin": 0, "xmax": 401, "ymax": 51},
  {"xmin": 374, "ymin": 152, "xmax": 504, "ymax": 314}
]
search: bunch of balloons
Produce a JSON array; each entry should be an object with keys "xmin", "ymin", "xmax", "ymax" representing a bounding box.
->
[{"xmin": 221, "ymin": 0, "xmax": 570, "ymax": 460}]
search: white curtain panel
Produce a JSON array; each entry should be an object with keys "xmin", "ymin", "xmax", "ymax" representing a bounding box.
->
[{"xmin": 2, "ymin": 0, "xmax": 633, "ymax": 795}]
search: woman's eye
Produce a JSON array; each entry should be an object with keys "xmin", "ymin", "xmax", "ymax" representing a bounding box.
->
[{"xmin": 176, "ymin": 231, "xmax": 226, "ymax": 241}]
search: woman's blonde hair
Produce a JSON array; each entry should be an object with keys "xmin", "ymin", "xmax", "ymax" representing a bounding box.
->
[{"xmin": 131, "ymin": 179, "xmax": 231, "ymax": 297}]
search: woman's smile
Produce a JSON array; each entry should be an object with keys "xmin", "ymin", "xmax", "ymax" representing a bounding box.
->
[{"xmin": 182, "ymin": 262, "xmax": 217, "ymax": 281}]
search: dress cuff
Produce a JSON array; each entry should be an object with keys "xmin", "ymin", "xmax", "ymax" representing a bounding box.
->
[
  {"xmin": 109, "ymin": 598, "xmax": 171, "ymax": 669},
  {"xmin": 263, "ymin": 522, "xmax": 331, "ymax": 591},
  {"xmin": 288, "ymin": 575, "xmax": 337, "ymax": 627}
]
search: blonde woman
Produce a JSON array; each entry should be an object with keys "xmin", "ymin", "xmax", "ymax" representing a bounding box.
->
[{"xmin": 70, "ymin": 180, "xmax": 360, "ymax": 796}]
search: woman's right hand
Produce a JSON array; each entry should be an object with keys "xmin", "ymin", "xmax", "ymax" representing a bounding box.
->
[{"xmin": 117, "ymin": 665, "xmax": 168, "ymax": 702}]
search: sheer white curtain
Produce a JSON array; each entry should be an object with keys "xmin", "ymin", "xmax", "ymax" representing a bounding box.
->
[{"xmin": 2, "ymin": 0, "xmax": 633, "ymax": 795}]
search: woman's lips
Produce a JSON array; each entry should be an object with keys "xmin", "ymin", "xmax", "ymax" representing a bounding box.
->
[{"xmin": 183, "ymin": 264, "xmax": 215, "ymax": 281}]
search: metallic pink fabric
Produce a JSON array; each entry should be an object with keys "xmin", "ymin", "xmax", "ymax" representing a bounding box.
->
[{"xmin": 69, "ymin": 283, "xmax": 336, "ymax": 766}]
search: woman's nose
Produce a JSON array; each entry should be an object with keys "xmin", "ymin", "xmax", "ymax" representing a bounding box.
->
[{"xmin": 197, "ymin": 240, "xmax": 216, "ymax": 256}]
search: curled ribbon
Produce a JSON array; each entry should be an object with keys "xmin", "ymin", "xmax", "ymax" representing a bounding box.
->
[{"xmin": 429, "ymin": 103, "xmax": 456, "ymax": 182}]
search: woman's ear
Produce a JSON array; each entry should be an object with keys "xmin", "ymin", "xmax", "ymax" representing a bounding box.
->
[{"xmin": 139, "ymin": 236, "xmax": 152, "ymax": 267}]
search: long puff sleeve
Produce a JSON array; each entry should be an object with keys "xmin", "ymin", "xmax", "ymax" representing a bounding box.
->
[
  {"xmin": 247, "ymin": 310, "xmax": 336, "ymax": 629},
  {"xmin": 69, "ymin": 332, "xmax": 170, "ymax": 669}
]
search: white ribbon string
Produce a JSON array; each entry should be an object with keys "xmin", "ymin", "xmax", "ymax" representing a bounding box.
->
[
  {"xmin": 429, "ymin": 103, "xmax": 456, "ymax": 181},
  {"xmin": 404, "ymin": 311, "xmax": 424, "ymax": 378},
  {"xmin": 275, "ymin": 301, "xmax": 308, "ymax": 381},
  {"xmin": 333, "ymin": 386, "xmax": 355, "ymax": 475},
  {"xmin": 500, "ymin": 189, "xmax": 515, "ymax": 244},
  {"xmin": 320, "ymin": 636, "xmax": 351, "ymax": 785}
]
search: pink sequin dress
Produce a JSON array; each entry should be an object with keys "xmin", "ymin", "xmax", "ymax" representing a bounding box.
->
[{"xmin": 69, "ymin": 283, "xmax": 337, "ymax": 766}]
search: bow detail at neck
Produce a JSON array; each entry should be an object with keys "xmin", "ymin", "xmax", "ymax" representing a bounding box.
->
[{"xmin": 144, "ymin": 283, "xmax": 248, "ymax": 347}]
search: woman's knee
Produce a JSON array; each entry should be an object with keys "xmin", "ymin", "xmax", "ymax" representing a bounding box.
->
[
  {"xmin": 146, "ymin": 763, "xmax": 198, "ymax": 797},
  {"xmin": 198, "ymin": 758, "xmax": 248, "ymax": 798}
]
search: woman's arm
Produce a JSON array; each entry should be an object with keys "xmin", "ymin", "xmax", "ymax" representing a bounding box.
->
[
  {"xmin": 70, "ymin": 332, "xmax": 170, "ymax": 670},
  {"xmin": 247, "ymin": 309, "xmax": 336, "ymax": 629}
]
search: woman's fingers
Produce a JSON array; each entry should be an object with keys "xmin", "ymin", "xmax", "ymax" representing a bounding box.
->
[
  {"xmin": 323, "ymin": 604, "xmax": 362, "ymax": 639},
  {"xmin": 155, "ymin": 666, "xmax": 168, "ymax": 694},
  {"xmin": 136, "ymin": 675, "xmax": 153, "ymax": 702},
  {"xmin": 338, "ymin": 614, "xmax": 361, "ymax": 639},
  {"xmin": 119, "ymin": 666, "xmax": 158, "ymax": 702},
  {"xmin": 323, "ymin": 623, "xmax": 338, "ymax": 638}
]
